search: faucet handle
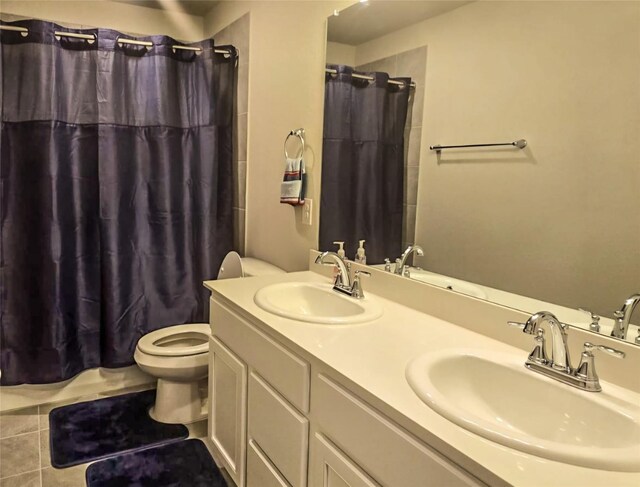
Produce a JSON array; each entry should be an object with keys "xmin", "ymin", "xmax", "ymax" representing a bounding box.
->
[
  {"xmin": 583, "ymin": 342, "xmax": 625, "ymax": 359},
  {"xmin": 527, "ymin": 328, "xmax": 548, "ymax": 365},
  {"xmin": 354, "ymin": 270, "xmax": 371, "ymax": 280},
  {"xmin": 578, "ymin": 308, "xmax": 601, "ymax": 332},
  {"xmin": 351, "ymin": 270, "xmax": 371, "ymax": 299},
  {"xmin": 507, "ymin": 319, "xmax": 537, "ymax": 335},
  {"xmin": 575, "ymin": 342, "xmax": 625, "ymax": 392},
  {"xmin": 384, "ymin": 258, "xmax": 392, "ymax": 272}
]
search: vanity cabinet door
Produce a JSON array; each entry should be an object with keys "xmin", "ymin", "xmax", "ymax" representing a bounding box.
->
[
  {"xmin": 247, "ymin": 439, "xmax": 291, "ymax": 487},
  {"xmin": 314, "ymin": 374, "xmax": 485, "ymax": 487},
  {"xmin": 311, "ymin": 433, "xmax": 380, "ymax": 487},
  {"xmin": 248, "ymin": 371, "xmax": 309, "ymax": 487},
  {"xmin": 208, "ymin": 336, "xmax": 247, "ymax": 487}
]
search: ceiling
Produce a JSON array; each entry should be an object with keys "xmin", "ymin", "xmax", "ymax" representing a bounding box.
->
[
  {"xmin": 328, "ymin": 1, "xmax": 473, "ymax": 45},
  {"xmin": 110, "ymin": 0, "xmax": 219, "ymax": 17}
]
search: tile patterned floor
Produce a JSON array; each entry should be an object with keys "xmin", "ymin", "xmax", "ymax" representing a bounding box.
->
[{"xmin": 0, "ymin": 387, "xmax": 228, "ymax": 487}]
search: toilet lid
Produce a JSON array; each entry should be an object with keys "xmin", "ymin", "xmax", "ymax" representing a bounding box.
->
[
  {"xmin": 217, "ymin": 251, "xmax": 243, "ymax": 280},
  {"xmin": 137, "ymin": 323, "xmax": 211, "ymax": 357}
]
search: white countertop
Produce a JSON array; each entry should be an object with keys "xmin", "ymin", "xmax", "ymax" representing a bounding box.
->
[{"xmin": 204, "ymin": 271, "xmax": 640, "ymax": 487}]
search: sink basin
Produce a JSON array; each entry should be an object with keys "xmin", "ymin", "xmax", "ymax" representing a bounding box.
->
[
  {"xmin": 408, "ymin": 270, "xmax": 488, "ymax": 299},
  {"xmin": 254, "ymin": 282, "xmax": 383, "ymax": 324},
  {"xmin": 406, "ymin": 349, "xmax": 640, "ymax": 471}
]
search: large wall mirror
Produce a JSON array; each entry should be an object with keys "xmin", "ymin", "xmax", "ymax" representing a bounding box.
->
[{"xmin": 321, "ymin": 0, "xmax": 640, "ymax": 344}]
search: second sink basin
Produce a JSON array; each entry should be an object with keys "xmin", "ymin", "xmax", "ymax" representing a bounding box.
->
[
  {"xmin": 254, "ymin": 282, "xmax": 383, "ymax": 324},
  {"xmin": 406, "ymin": 349, "xmax": 640, "ymax": 471}
]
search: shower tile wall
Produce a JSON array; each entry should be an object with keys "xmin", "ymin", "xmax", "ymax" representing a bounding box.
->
[
  {"xmin": 214, "ymin": 13, "xmax": 250, "ymax": 254},
  {"xmin": 357, "ymin": 46, "xmax": 427, "ymax": 250}
]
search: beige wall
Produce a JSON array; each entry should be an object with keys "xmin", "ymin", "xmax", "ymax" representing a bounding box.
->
[
  {"xmin": 204, "ymin": 1, "xmax": 353, "ymax": 272},
  {"xmin": 326, "ymin": 40, "xmax": 355, "ymax": 66},
  {"xmin": 0, "ymin": 0, "xmax": 204, "ymax": 40},
  {"xmin": 355, "ymin": 0, "xmax": 640, "ymax": 315}
]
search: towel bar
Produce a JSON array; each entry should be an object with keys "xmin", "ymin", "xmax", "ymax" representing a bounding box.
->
[{"xmin": 430, "ymin": 139, "xmax": 527, "ymax": 152}]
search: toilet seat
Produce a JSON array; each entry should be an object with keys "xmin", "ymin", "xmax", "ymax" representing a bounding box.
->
[{"xmin": 137, "ymin": 323, "xmax": 210, "ymax": 357}]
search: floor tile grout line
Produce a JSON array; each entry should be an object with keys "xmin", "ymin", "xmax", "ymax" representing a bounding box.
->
[
  {"xmin": 0, "ymin": 428, "xmax": 40, "ymax": 440},
  {"xmin": 0, "ymin": 467, "xmax": 42, "ymax": 481},
  {"xmin": 38, "ymin": 427, "xmax": 43, "ymax": 486}
]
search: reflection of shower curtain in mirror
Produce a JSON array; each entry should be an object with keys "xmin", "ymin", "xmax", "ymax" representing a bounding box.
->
[{"xmin": 320, "ymin": 64, "xmax": 411, "ymax": 263}]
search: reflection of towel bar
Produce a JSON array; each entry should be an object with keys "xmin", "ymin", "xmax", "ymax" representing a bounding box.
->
[
  {"xmin": 430, "ymin": 139, "xmax": 527, "ymax": 152},
  {"xmin": 284, "ymin": 128, "xmax": 305, "ymax": 159}
]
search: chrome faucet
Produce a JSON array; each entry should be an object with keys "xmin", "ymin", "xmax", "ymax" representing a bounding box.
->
[
  {"xmin": 513, "ymin": 311, "xmax": 572, "ymax": 372},
  {"xmin": 394, "ymin": 245, "xmax": 424, "ymax": 274},
  {"xmin": 314, "ymin": 251, "xmax": 371, "ymax": 299},
  {"xmin": 509, "ymin": 311, "xmax": 625, "ymax": 392},
  {"xmin": 611, "ymin": 293, "xmax": 640, "ymax": 340},
  {"xmin": 315, "ymin": 251, "xmax": 351, "ymax": 288}
]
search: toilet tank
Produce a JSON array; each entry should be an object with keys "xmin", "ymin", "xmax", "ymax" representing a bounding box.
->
[
  {"xmin": 217, "ymin": 251, "xmax": 285, "ymax": 280},
  {"xmin": 242, "ymin": 257, "xmax": 286, "ymax": 277}
]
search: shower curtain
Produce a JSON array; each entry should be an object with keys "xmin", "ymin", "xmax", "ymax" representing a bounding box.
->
[
  {"xmin": 319, "ymin": 64, "xmax": 411, "ymax": 264},
  {"xmin": 0, "ymin": 20, "xmax": 236, "ymax": 385}
]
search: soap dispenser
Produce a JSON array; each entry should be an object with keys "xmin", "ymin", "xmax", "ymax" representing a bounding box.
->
[
  {"xmin": 355, "ymin": 240, "xmax": 367, "ymax": 264},
  {"xmin": 333, "ymin": 241, "xmax": 346, "ymax": 261}
]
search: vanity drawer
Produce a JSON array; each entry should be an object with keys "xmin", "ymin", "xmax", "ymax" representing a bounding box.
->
[
  {"xmin": 247, "ymin": 439, "xmax": 291, "ymax": 487},
  {"xmin": 314, "ymin": 374, "xmax": 484, "ymax": 487},
  {"xmin": 248, "ymin": 371, "xmax": 309, "ymax": 487},
  {"xmin": 211, "ymin": 298, "xmax": 310, "ymax": 413}
]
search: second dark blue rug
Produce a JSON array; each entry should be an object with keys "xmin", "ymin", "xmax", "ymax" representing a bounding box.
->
[
  {"xmin": 86, "ymin": 439, "xmax": 226, "ymax": 487},
  {"xmin": 50, "ymin": 390, "xmax": 188, "ymax": 468}
]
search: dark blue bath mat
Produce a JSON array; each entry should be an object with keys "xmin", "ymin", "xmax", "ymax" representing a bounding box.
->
[
  {"xmin": 86, "ymin": 439, "xmax": 225, "ymax": 487},
  {"xmin": 50, "ymin": 389, "xmax": 188, "ymax": 468}
]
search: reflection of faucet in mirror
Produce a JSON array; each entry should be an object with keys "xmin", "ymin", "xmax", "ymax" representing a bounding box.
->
[
  {"xmin": 611, "ymin": 293, "xmax": 640, "ymax": 341},
  {"xmin": 578, "ymin": 308, "xmax": 601, "ymax": 332},
  {"xmin": 394, "ymin": 245, "xmax": 424, "ymax": 275}
]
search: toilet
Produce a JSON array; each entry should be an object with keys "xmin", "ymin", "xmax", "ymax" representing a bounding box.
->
[{"xmin": 134, "ymin": 251, "xmax": 285, "ymax": 424}]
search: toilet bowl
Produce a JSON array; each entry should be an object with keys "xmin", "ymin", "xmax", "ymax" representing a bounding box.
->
[
  {"xmin": 134, "ymin": 251, "xmax": 285, "ymax": 424},
  {"xmin": 134, "ymin": 323, "xmax": 211, "ymax": 424}
]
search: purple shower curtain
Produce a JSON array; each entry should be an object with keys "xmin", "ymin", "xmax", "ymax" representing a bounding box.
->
[
  {"xmin": 0, "ymin": 20, "xmax": 236, "ymax": 385},
  {"xmin": 319, "ymin": 64, "xmax": 411, "ymax": 264}
]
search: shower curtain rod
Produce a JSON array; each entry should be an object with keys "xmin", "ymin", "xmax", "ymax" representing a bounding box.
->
[
  {"xmin": 0, "ymin": 25, "xmax": 233, "ymax": 55},
  {"xmin": 325, "ymin": 68, "xmax": 416, "ymax": 88}
]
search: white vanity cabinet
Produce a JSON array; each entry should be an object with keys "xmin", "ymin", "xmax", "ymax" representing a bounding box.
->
[
  {"xmin": 312, "ymin": 374, "xmax": 484, "ymax": 487},
  {"xmin": 208, "ymin": 336, "xmax": 247, "ymax": 487},
  {"xmin": 311, "ymin": 433, "xmax": 380, "ymax": 487},
  {"xmin": 209, "ymin": 299, "xmax": 311, "ymax": 487},
  {"xmin": 208, "ymin": 296, "xmax": 484, "ymax": 487}
]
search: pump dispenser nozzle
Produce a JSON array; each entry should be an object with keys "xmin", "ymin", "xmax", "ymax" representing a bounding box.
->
[
  {"xmin": 333, "ymin": 241, "xmax": 346, "ymax": 260},
  {"xmin": 355, "ymin": 240, "xmax": 366, "ymax": 264}
]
